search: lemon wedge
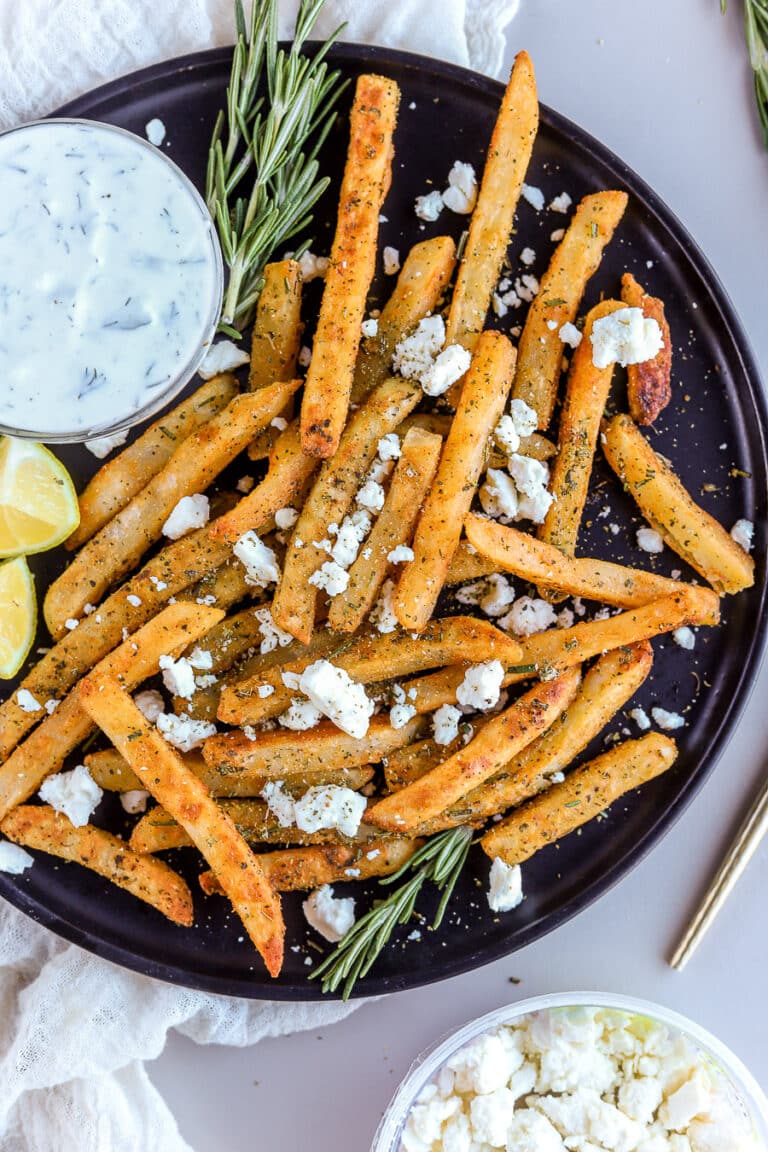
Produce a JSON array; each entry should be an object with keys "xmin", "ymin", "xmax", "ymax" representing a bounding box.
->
[
  {"xmin": 0, "ymin": 437, "xmax": 80, "ymax": 558},
  {"xmin": 0, "ymin": 556, "xmax": 36, "ymax": 678}
]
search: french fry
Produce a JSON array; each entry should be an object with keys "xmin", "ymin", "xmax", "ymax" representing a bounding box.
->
[
  {"xmin": 602, "ymin": 413, "xmax": 755, "ymax": 594},
  {"xmin": 79, "ymin": 675, "xmax": 285, "ymax": 977},
  {"xmin": 394, "ymin": 331, "xmax": 516, "ymax": 631},
  {"xmin": 444, "ymin": 542, "xmax": 498, "ymax": 586},
  {"xmin": 621, "ymin": 272, "xmax": 672, "ymax": 426},
  {"xmin": 272, "ymin": 376, "xmax": 421, "ymax": 643},
  {"xmin": 350, "ymin": 236, "xmax": 456, "ymax": 404},
  {"xmin": 538, "ymin": 299, "xmax": 626, "ymax": 571},
  {"xmin": 45, "ymin": 380, "xmax": 299, "ymax": 637},
  {"xmin": 1, "ymin": 806, "xmax": 193, "ymax": 927},
  {"xmin": 481, "ymin": 732, "xmax": 677, "ymax": 864},
  {"xmin": 512, "ymin": 191, "xmax": 628, "ymax": 429},
  {"xmin": 445, "ymin": 52, "xmax": 538, "ymax": 376},
  {"xmin": 0, "ymin": 603, "xmax": 222, "ymax": 821},
  {"xmin": 218, "ymin": 616, "xmax": 522, "ymax": 726},
  {"xmin": 300, "ymin": 74, "xmax": 400, "ymax": 458},
  {"xmin": 327, "ymin": 426, "xmax": 443, "ymax": 633},
  {"xmin": 66, "ymin": 375, "xmax": 239, "ymax": 550},
  {"xmin": 367, "ymin": 669, "xmax": 581, "ymax": 832},
  {"xmin": 465, "ymin": 514, "xmax": 687, "ymax": 606},
  {"xmin": 247, "ymin": 259, "xmax": 303, "ymax": 459},
  {"xmin": 175, "ymin": 558, "xmax": 253, "ymax": 614},
  {"xmin": 85, "ymin": 748, "xmax": 145, "ymax": 792}
]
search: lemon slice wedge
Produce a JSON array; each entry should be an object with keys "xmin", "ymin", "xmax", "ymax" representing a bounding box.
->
[
  {"xmin": 0, "ymin": 556, "xmax": 36, "ymax": 678},
  {"xmin": 0, "ymin": 437, "xmax": 80, "ymax": 558}
]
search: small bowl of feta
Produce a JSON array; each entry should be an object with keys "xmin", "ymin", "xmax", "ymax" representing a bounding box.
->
[{"xmin": 373, "ymin": 993, "xmax": 767, "ymax": 1152}]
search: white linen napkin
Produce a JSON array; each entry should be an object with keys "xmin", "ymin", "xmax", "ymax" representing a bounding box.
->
[{"xmin": 0, "ymin": 1, "xmax": 519, "ymax": 1148}]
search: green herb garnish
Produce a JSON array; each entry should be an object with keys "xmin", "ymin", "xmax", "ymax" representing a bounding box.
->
[{"xmin": 722, "ymin": 0, "xmax": 768, "ymax": 146}]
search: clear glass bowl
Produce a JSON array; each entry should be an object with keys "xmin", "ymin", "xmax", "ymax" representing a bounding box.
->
[
  {"xmin": 0, "ymin": 118, "xmax": 223, "ymax": 444},
  {"xmin": 372, "ymin": 992, "xmax": 768, "ymax": 1151}
]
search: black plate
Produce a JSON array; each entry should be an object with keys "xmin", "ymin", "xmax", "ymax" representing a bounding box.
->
[{"xmin": 1, "ymin": 45, "xmax": 766, "ymax": 999}]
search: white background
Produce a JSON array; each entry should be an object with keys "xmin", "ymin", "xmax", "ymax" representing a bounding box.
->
[{"xmin": 150, "ymin": 2, "xmax": 768, "ymax": 1147}]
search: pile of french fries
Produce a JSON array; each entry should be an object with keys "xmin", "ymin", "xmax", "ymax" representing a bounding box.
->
[{"xmin": 0, "ymin": 53, "xmax": 754, "ymax": 981}]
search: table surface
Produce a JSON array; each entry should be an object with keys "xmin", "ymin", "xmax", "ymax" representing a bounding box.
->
[{"xmin": 149, "ymin": 3, "xmax": 768, "ymax": 1147}]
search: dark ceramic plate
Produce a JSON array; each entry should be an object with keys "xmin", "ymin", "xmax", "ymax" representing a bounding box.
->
[{"xmin": 0, "ymin": 45, "xmax": 765, "ymax": 999}]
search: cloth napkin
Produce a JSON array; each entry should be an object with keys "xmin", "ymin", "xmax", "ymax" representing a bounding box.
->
[{"xmin": 0, "ymin": 1, "xmax": 520, "ymax": 1149}]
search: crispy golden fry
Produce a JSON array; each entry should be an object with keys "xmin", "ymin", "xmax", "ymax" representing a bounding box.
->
[
  {"xmin": 85, "ymin": 748, "xmax": 145, "ymax": 792},
  {"xmin": 1, "ymin": 806, "xmax": 193, "ymax": 926},
  {"xmin": 512, "ymin": 191, "xmax": 628, "ymax": 429},
  {"xmin": 300, "ymin": 74, "xmax": 400, "ymax": 458},
  {"xmin": 218, "ymin": 615, "xmax": 522, "ymax": 726},
  {"xmin": 481, "ymin": 731, "xmax": 677, "ymax": 864},
  {"xmin": 366, "ymin": 669, "xmax": 580, "ymax": 832},
  {"xmin": 79, "ymin": 675, "xmax": 285, "ymax": 977},
  {"xmin": 0, "ymin": 603, "xmax": 222, "ymax": 821},
  {"xmin": 350, "ymin": 236, "xmax": 456, "ymax": 404},
  {"xmin": 272, "ymin": 377, "xmax": 421, "ymax": 643},
  {"xmin": 445, "ymin": 52, "xmax": 538, "ymax": 377},
  {"xmin": 175, "ymin": 558, "xmax": 253, "ymax": 614},
  {"xmin": 247, "ymin": 259, "xmax": 303, "ymax": 460},
  {"xmin": 621, "ymin": 272, "xmax": 672, "ymax": 426},
  {"xmin": 465, "ymin": 515, "xmax": 687, "ymax": 606},
  {"xmin": 327, "ymin": 426, "xmax": 443, "ymax": 633},
  {"xmin": 45, "ymin": 380, "xmax": 299, "ymax": 638},
  {"xmin": 444, "ymin": 542, "xmax": 498, "ymax": 586},
  {"xmin": 490, "ymin": 432, "xmax": 558, "ymax": 467},
  {"xmin": 602, "ymin": 413, "xmax": 754, "ymax": 594},
  {"xmin": 394, "ymin": 331, "xmax": 515, "ymax": 631},
  {"xmin": 67, "ymin": 375, "xmax": 239, "ymax": 550},
  {"xmin": 538, "ymin": 299, "xmax": 626, "ymax": 570}
]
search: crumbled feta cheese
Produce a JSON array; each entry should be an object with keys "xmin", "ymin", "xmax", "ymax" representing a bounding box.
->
[
  {"xmin": 492, "ymin": 292, "xmax": 509, "ymax": 318},
  {"xmin": 383, "ymin": 246, "xmax": 401, "ymax": 275},
  {"xmin": 254, "ymin": 606, "xmax": 294, "ymax": 655},
  {"xmin": 297, "ymin": 250, "xmax": 329, "ymax": 281},
  {"xmin": 361, "ymin": 317, "xmax": 379, "ymax": 338},
  {"xmin": 673, "ymin": 627, "xmax": 696, "ymax": 651},
  {"xmin": 660, "ymin": 1070, "xmax": 711, "ymax": 1131},
  {"xmin": 630, "ymin": 707, "xmax": 651, "ymax": 731},
  {"xmin": 356, "ymin": 479, "xmax": 385, "ymax": 513},
  {"xmin": 652, "ymin": 707, "xmax": 685, "ymax": 731},
  {"xmin": 441, "ymin": 161, "xmax": 477, "ymax": 214},
  {"xmin": 16, "ymin": 689, "xmax": 42, "ymax": 713},
  {"xmin": 158, "ymin": 654, "xmax": 196, "ymax": 700},
  {"xmin": 470, "ymin": 1087, "xmax": 517, "ymax": 1145},
  {"xmin": 487, "ymin": 857, "xmax": 523, "ymax": 912},
  {"xmin": 144, "ymin": 117, "xmax": 166, "ymax": 146},
  {"xmin": 521, "ymin": 183, "xmax": 545, "ymax": 210},
  {"xmin": 126, "ymin": 593, "xmax": 142, "ymax": 607},
  {"xmin": 378, "ymin": 433, "xmax": 401, "ymax": 461},
  {"xmin": 149, "ymin": 575, "xmax": 168, "ymax": 591},
  {"xmin": 298, "ymin": 345, "xmax": 312, "ymax": 368},
  {"xmin": 590, "ymin": 307, "xmax": 664, "ymax": 369},
  {"xmin": 515, "ymin": 273, "xmax": 540, "ymax": 303},
  {"xmin": 456, "ymin": 660, "xmax": 504, "ymax": 711},
  {"xmin": 393, "ymin": 314, "xmax": 446, "ymax": 380},
  {"xmin": 387, "ymin": 545, "xmax": 414, "ymax": 564},
  {"xmin": 420, "ymin": 343, "xmax": 471, "ymax": 397},
  {"xmin": 294, "ymin": 783, "xmax": 367, "ymax": 837},
  {"xmin": 550, "ymin": 228, "xmax": 565, "ymax": 241},
  {"xmin": 637, "ymin": 527, "xmax": 665, "ymax": 554},
  {"xmin": 390, "ymin": 702, "xmax": 417, "ymax": 729},
  {"xmin": 520, "ymin": 246, "xmax": 536, "ymax": 266},
  {"xmin": 274, "ymin": 506, "xmax": 299, "ymax": 531},
  {"xmin": 447, "ymin": 1033, "xmax": 511, "ymax": 1095},
  {"xmin": 233, "ymin": 530, "xmax": 280, "ymax": 587},
  {"xmin": 730, "ymin": 518, "xmax": 754, "ymax": 552},
  {"xmin": 370, "ymin": 578, "xmax": 398, "ymax": 634},
  {"xmin": 85, "ymin": 430, "xmax": 129, "ymax": 459},
  {"xmin": 298, "ymin": 660, "xmax": 374, "ymax": 738},
  {"xmin": 281, "ymin": 671, "xmax": 303, "ymax": 691},
  {"xmin": 499, "ymin": 595, "xmax": 558, "ymax": 638},
  {"xmin": 134, "ymin": 690, "xmax": 164, "ymax": 723},
  {"xmin": 495, "ymin": 414, "xmax": 521, "ymax": 456},
  {"xmin": 559, "ymin": 321, "xmax": 583, "ymax": 348},
  {"xmin": 39, "ymin": 764, "xmax": 103, "ymax": 828},
  {"xmin": 549, "ymin": 191, "xmax": 573, "ymax": 213},
  {"xmin": 257, "ymin": 684, "xmax": 275, "ymax": 699},
  {"xmin": 510, "ymin": 398, "xmax": 538, "ymax": 438},
  {"xmin": 65, "ymin": 618, "xmax": 79, "ymax": 631},
  {"xmin": 415, "ymin": 190, "xmax": 445, "ymax": 221},
  {"xmin": 155, "ymin": 712, "xmax": 217, "ymax": 751},
  {"xmin": 271, "ymin": 416, "xmax": 288, "ymax": 432},
  {"xmin": 557, "ymin": 608, "xmax": 574, "ymax": 629},
  {"xmin": 303, "ymin": 885, "xmax": 356, "ymax": 943},
  {"xmin": 480, "ymin": 468, "xmax": 519, "ymax": 520},
  {"xmin": 433, "ymin": 703, "xmax": 462, "ymax": 746},
  {"xmin": 162, "ymin": 493, "xmax": 210, "ymax": 540},
  {"xmin": 0, "ymin": 839, "xmax": 34, "ymax": 874},
  {"xmin": 197, "ymin": 339, "xmax": 249, "ymax": 379},
  {"xmin": 278, "ymin": 699, "xmax": 323, "ymax": 731},
  {"xmin": 261, "ymin": 780, "xmax": 297, "ymax": 827},
  {"xmin": 44, "ymin": 699, "xmax": 59, "ymax": 715},
  {"xmin": 331, "ymin": 509, "xmax": 372, "ymax": 568},
  {"xmin": 235, "ymin": 475, "xmax": 255, "ymax": 495},
  {"xmin": 308, "ymin": 560, "xmax": 350, "ymax": 596},
  {"xmin": 120, "ymin": 789, "xmax": 150, "ymax": 815}
]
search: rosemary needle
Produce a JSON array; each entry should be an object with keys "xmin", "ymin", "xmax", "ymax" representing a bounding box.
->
[
  {"xmin": 309, "ymin": 826, "xmax": 474, "ymax": 999},
  {"xmin": 206, "ymin": 0, "xmax": 348, "ymax": 335},
  {"xmin": 722, "ymin": 0, "xmax": 768, "ymax": 147}
]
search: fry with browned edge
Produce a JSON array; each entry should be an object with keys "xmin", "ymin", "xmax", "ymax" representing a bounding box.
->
[
  {"xmin": 200, "ymin": 838, "xmax": 417, "ymax": 894},
  {"xmin": 247, "ymin": 259, "xmax": 303, "ymax": 460},
  {"xmin": 621, "ymin": 272, "xmax": 672, "ymax": 426}
]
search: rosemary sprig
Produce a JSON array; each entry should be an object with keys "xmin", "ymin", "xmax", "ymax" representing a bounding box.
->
[
  {"xmin": 722, "ymin": 0, "xmax": 768, "ymax": 146},
  {"xmin": 309, "ymin": 826, "xmax": 474, "ymax": 999},
  {"xmin": 206, "ymin": 0, "xmax": 348, "ymax": 335}
]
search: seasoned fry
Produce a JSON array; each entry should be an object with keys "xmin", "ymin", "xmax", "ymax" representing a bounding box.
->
[
  {"xmin": 366, "ymin": 669, "xmax": 580, "ymax": 832},
  {"xmin": 350, "ymin": 236, "xmax": 456, "ymax": 404},
  {"xmin": 445, "ymin": 52, "xmax": 538, "ymax": 372},
  {"xmin": 66, "ymin": 375, "xmax": 239, "ymax": 550},
  {"xmin": 538, "ymin": 299, "xmax": 625, "ymax": 570},
  {"xmin": 175, "ymin": 558, "xmax": 253, "ymax": 614},
  {"xmin": 0, "ymin": 603, "xmax": 222, "ymax": 821},
  {"xmin": 300, "ymin": 74, "xmax": 400, "ymax": 457},
  {"xmin": 247, "ymin": 259, "xmax": 303, "ymax": 460},
  {"xmin": 272, "ymin": 376, "xmax": 421, "ymax": 643},
  {"xmin": 602, "ymin": 413, "xmax": 754, "ymax": 594},
  {"xmin": 512, "ymin": 191, "xmax": 628, "ymax": 429},
  {"xmin": 79, "ymin": 675, "xmax": 285, "ymax": 977},
  {"xmin": 45, "ymin": 380, "xmax": 299, "ymax": 637},
  {"xmin": 327, "ymin": 426, "xmax": 442, "ymax": 633},
  {"xmin": 465, "ymin": 515, "xmax": 687, "ymax": 606},
  {"xmin": 218, "ymin": 615, "xmax": 522, "ymax": 726},
  {"xmin": 394, "ymin": 330, "xmax": 515, "ymax": 631},
  {"xmin": 481, "ymin": 732, "xmax": 677, "ymax": 864},
  {"xmin": 1, "ymin": 806, "xmax": 193, "ymax": 926},
  {"xmin": 444, "ymin": 542, "xmax": 498, "ymax": 586},
  {"xmin": 621, "ymin": 272, "xmax": 672, "ymax": 425}
]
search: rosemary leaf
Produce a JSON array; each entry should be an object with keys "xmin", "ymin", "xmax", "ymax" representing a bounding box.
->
[{"xmin": 722, "ymin": 0, "xmax": 768, "ymax": 147}]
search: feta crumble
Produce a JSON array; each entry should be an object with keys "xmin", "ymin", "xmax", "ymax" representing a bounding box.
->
[
  {"xmin": 637, "ymin": 527, "xmax": 665, "ymax": 554},
  {"xmin": 414, "ymin": 190, "xmax": 445, "ymax": 221},
  {"xmin": 0, "ymin": 840, "xmax": 34, "ymax": 874},
  {"xmin": 294, "ymin": 784, "xmax": 367, "ymax": 837},
  {"xmin": 120, "ymin": 790, "xmax": 151, "ymax": 815},
  {"xmin": 432, "ymin": 703, "xmax": 462, "ymax": 746},
  {"xmin": 630, "ymin": 707, "xmax": 651, "ymax": 731},
  {"xmin": 378, "ymin": 433, "xmax": 401, "ymax": 461},
  {"xmin": 356, "ymin": 479, "xmax": 386, "ymax": 512},
  {"xmin": 487, "ymin": 858, "xmax": 523, "ymax": 912},
  {"xmin": 303, "ymin": 884, "xmax": 355, "ymax": 943},
  {"xmin": 500, "ymin": 596, "xmax": 557, "ymax": 638},
  {"xmin": 521, "ymin": 183, "xmax": 545, "ymax": 210},
  {"xmin": 383, "ymin": 246, "xmax": 401, "ymax": 275},
  {"xmin": 390, "ymin": 702, "xmax": 417, "ymax": 729},
  {"xmin": 393, "ymin": 314, "xmax": 446, "ymax": 379},
  {"xmin": 134, "ymin": 690, "xmax": 164, "ymax": 723},
  {"xmin": 275, "ymin": 506, "xmax": 299, "ymax": 530},
  {"xmin": 549, "ymin": 191, "xmax": 573, "ymax": 213},
  {"xmin": 16, "ymin": 689, "xmax": 42, "ymax": 713},
  {"xmin": 39, "ymin": 764, "xmax": 103, "ymax": 828},
  {"xmin": 162, "ymin": 493, "xmax": 210, "ymax": 540},
  {"xmin": 233, "ymin": 530, "xmax": 280, "ymax": 587},
  {"xmin": 673, "ymin": 627, "xmax": 696, "ymax": 651},
  {"xmin": 278, "ymin": 698, "xmax": 323, "ymax": 731},
  {"xmin": 520, "ymin": 246, "xmax": 536, "ymax": 266},
  {"xmin": 420, "ymin": 343, "xmax": 471, "ymax": 397},
  {"xmin": 298, "ymin": 345, "xmax": 312, "ymax": 368},
  {"xmin": 253, "ymin": 606, "xmax": 294, "ymax": 655},
  {"xmin": 331, "ymin": 509, "xmax": 372, "ymax": 568},
  {"xmin": 298, "ymin": 660, "xmax": 374, "ymax": 738},
  {"xmin": 261, "ymin": 780, "xmax": 297, "ymax": 827},
  {"xmin": 441, "ymin": 161, "xmax": 477, "ymax": 214},
  {"xmin": 144, "ymin": 117, "xmax": 166, "ymax": 147},
  {"xmin": 296, "ymin": 250, "xmax": 329, "ymax": 281},
  {"xmin": 652, "ymin": 707, "xmax": 685, "ymax": 731},
  {"xmin": 730, "ymin": 518, "xmax": 754, "ymax": 552},
  {"xmin": 197, "ymin": 339, "xmax": 249, "ymax": 379},
  {"xmin": 85, "ymin": 430, "xmax": 129, "ymax": 459},
  {"xmin": 158, "ymin": 654, "xmax": 196, "ymax": 700},
  {"xmin": 370, "ymin": 579, "xmax": 399, "ymax": 634},
  {"xmin": 590, "ymin": 307, "xmax": 664, "ymax": 369},
  {"xmin": 387, "ymin": 545, "xmax": 414, "ymax": 564},
  {"xmin": 308, "ymin": 560, "xmax": 350, "ymax": 596},
  {"xmin": 559, "ymin": 321, "xmax": 583, "ymax": 348},
  {"xmin": 480, "ymin": 468, "xmax": 519, "ymax": 520},
  {"xmin": 456, "ymin": 661, "xmax": 504, "ymax": 711},
  {"xmin": 361, "ymin": 317, "xmax": 379, "ymax": 339},
  {"xmin": 155, "ymin": 712, "xmax": 217, "ymax": 751}
]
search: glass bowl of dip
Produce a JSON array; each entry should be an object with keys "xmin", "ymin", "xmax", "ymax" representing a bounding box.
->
[
  {"xmin": 0, "ymin": 118, "xmax": 223, "ymax": 443},
  {"xmin": 372, "ymin": 992, "xmax": 768, "ymax": 1152}
]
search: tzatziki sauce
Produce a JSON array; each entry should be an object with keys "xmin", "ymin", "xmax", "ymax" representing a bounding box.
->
[{"xmin": 0, "ymin": 120, "xmax": 222, "ymax": 440}]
